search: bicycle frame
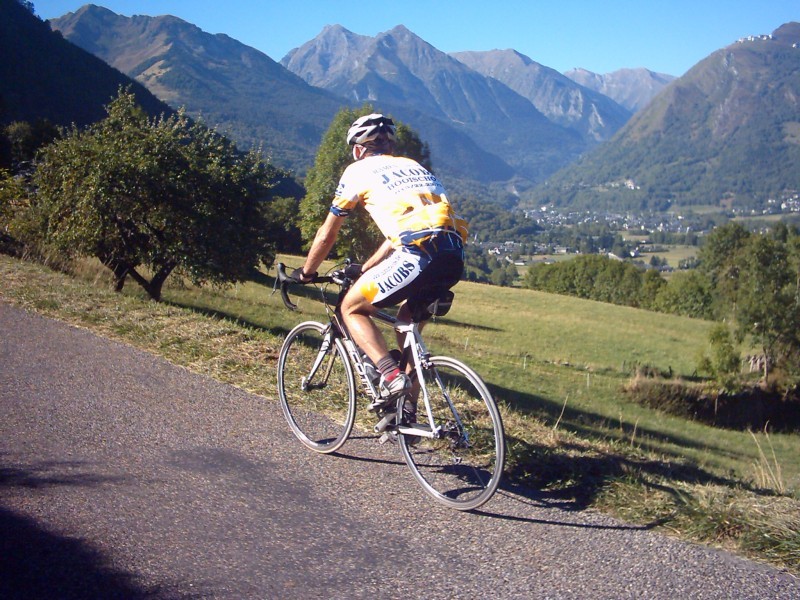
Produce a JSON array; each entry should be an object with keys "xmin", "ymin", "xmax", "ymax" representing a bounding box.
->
[
  {"xmin": 277, "ymin": 261, "xmax": 505, "ymax": 510},
  {"xmin": 331, "ymin": 304, "xmax": 445, "ymax": 441},
  {"xmin": 278, "ymin": 262, "xmax": 456, "ymax": 441}
]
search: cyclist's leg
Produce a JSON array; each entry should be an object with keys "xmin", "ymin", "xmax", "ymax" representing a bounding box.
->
[
  {"xmin": 342, "ymin": 248, "xmax": 430, "ymax": 364},
  {"xmin": 342, "ymin": 249, "xmax": 433, "ymax": 404},
  {"xmin": 340, "ymin": 288, "xmax": 387, "ymax": 364}
]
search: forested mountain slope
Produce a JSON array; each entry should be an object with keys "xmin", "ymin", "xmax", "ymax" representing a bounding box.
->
[
  {"xmin": 0, "ymin": 0, "xmax": 170, "ymax": 127},
  {"xmin": 525, "ymin": 23, "xmax": 800, "ymax": 211}
]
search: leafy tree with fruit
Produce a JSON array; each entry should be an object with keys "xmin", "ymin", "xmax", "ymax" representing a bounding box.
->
[{"xmin": 31, "ymin": 89, "xmax": 288, "ymax": 301}]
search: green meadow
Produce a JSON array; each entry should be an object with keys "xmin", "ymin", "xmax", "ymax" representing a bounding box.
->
[{"xmin": 2, "ymin": 253, "xmax": 798, "ymax": 572}]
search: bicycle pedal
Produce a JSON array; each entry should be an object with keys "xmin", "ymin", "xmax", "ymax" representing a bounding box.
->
[
  {"xmin": 373, "ymin": 411, "xmax": 397, "ymax": 433},
  {"xmin": 378, "ymin": 431, "xmax": 398, "ymax": 445},
  {"xmin": 368, "ymin": 397, "xmax": 395, "ymax": 413}
]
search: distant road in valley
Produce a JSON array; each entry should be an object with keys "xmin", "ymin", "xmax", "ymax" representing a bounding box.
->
[{"xmin": 1, "ymin": 302, "xmax": 798, "ymax": 599}]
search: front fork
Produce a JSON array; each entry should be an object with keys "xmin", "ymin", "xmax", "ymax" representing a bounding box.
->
[{"xmin": 302, "ymin": 326, "xmax": 334, "ymax": 391}]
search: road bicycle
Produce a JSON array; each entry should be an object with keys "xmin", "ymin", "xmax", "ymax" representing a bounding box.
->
[{"xmin": 275, "ymin": 262, "xmax": 505, "ymax": 511}]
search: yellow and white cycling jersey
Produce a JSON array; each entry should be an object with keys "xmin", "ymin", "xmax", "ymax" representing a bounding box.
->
[{"xmin": 330, "ymin": 154, "xmax": 468, "ymax": 248}]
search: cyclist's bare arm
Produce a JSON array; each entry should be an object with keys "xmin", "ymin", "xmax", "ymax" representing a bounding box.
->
[
  {"xmin": 362, "ymin": 239, "xmax": 394, "ymax": 272},
  {"xmin": 302, "ymin": 212, "xmax": 345, "ymax": 277}
]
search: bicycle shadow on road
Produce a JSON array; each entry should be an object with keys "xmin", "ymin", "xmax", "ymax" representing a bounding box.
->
[{"xmin": 473, "ymin": 482, "xmax": 669, "ymax": 531}]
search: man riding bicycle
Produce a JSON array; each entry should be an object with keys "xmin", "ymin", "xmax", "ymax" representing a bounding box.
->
[{"xmin": 293, "ymin": 113, "xmax": 467, "ymax": 418}]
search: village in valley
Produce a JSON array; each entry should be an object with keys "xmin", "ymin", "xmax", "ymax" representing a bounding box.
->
[{"xmin": 480, "ymin": 190, "xmax": 800, "ymax": 273}]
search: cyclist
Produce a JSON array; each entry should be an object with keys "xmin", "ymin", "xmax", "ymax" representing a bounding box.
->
[{"xmin": 292, "ymin": 113, "xmax": 467, "ymax": 418}]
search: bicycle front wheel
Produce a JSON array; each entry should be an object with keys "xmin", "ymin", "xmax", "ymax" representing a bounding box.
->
[
  {"xmin": 399, "ymin": 356, "xmax": 505, "ymax": 511},
  {"xmin": 277, "ymin": 321, "xmax": 356, "ymax": 453}
]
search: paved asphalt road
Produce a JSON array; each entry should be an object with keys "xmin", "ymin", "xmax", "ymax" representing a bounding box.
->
[{"xmin": 1, "ymin": 302, "xmax": 798, "ymax": 599}]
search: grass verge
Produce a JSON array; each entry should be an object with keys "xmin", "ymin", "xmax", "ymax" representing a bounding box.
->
[{"xmin": 1, "ymin": 253, "xmax": 798, "ymax": 574}]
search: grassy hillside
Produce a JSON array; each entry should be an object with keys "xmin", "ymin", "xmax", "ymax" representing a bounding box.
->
[
  {"xmin": 524, "ymin": 23, "xmax": 800, "ymax": 211},
  {"xmin": 1, "ymin": 253, "xmax": 798, "ymax": 572}
]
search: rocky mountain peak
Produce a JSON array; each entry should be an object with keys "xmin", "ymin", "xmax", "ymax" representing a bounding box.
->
[
  {"xmin": 452, "ymin": 49, "xmax": 631, "ymax": 142},
  {"xmin": 564, "ymin": 67, "xmax": 675, "ymax": 112}
]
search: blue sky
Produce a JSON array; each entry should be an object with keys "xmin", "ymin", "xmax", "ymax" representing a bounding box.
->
[{"xmin": 37, "ymin": 1, "xmax": 799, "ymax": 76}]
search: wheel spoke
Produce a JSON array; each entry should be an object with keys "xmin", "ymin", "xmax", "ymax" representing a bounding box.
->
[
  {"xmin": 277, "ymin": 321, "xmax": 356, "ymax": 453},
  {"xmin": 399, "ymin": 356, "xmax": 505, "ymax": 510}
]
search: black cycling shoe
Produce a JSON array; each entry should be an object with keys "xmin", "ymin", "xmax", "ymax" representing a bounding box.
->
[
  {"xmin": 401, "ymin": 399, "xmax": 417, "ymax": 425},
  {"xmin": 400, "ymin": 400, "xmax": 421, "ymax": 446}
]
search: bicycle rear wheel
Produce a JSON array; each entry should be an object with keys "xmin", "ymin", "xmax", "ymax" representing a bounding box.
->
[
  {"xmin": 399, "ymin": 356, "xmax": 505, "ymax": 511},
  {"xmin": 277, "ymin": 321, "xmax": 356, "ymax": 453}
]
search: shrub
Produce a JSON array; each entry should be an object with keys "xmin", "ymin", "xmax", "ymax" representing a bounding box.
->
[{"xmin": 624, "ymin": 377, "xmax": 800, "ymax": 432}]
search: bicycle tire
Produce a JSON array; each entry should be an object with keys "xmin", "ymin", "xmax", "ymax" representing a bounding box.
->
[
  {"xmin": 399, "ymin": 356, "xmax": 505, "ymax": 511},
  {"xmin": 277, "ymin": 321, "xmax": 356, "ymax": 453}
]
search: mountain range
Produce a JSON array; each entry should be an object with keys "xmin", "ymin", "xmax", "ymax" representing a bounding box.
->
[
  {"xmin": 48, "ymin": 4, "xmax": 343, "ymax": 172},
  {"xmin": 48, "ymin": 5, "xmax": 670, "ymax": 187},
  {"xmin": 7, "ymin": 2, "xmax": 798, "ymax": 212},
  {"xmin": 528, "ymin": 22, "xmax": 800, "ymax": 210},
  {"xmin": 281, "ymin": 24, "xmax": 601, "ymax": 183}
]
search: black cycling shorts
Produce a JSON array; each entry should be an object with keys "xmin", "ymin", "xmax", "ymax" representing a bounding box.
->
[{"xmin": 355, "ymin": 232, "xmax": 464, "ymax": 309}]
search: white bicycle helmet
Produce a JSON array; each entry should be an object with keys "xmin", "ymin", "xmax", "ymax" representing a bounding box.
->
[{"xmin": 346, "ymin": 113, "xmax": 396, "ymax": 146}]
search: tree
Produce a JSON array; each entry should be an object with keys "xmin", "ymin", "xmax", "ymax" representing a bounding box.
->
[
  {"xmin": 734, "ymin": 235, "xmax": 798, "ymax": 383},
  {"xmin": 653, "ymin": 270, "xmax": 714, "ymax": 319},
  {"xmin": 697, "ymin": 322, "xmax": 741, "ymax": 390},
  {"xmin": 0, "ymin": 169, "xmax": 29, "ymax": 254},
  {"xmin": 698, "ymin": 222, "xmax": 751, "ymax": 316},
  {"xmin": 462, "ymin": 244, "xmax": 492, "ymax": 282},
  {"xmin": 32, "ymin": 89, "xmax": 287, "ymax": 301},
  {"xmin": 4, "ymin": 119, "xmax": 60, "ymax": 171},
  {"xmin": 299, "ymin": 105, "xmax": 432, "ymax": 261},
  {"xmin": 490, "ymin": 261, "xmax": 517, "ymax": 286},
  {"xmin": 640, "ymin": 268, "xmax": 667, "ymax": 309}
]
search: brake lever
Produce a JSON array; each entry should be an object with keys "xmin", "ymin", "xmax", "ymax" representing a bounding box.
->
[{"xmin": 275, "ymin": 263, "xmax": 298, "ymax": 311}]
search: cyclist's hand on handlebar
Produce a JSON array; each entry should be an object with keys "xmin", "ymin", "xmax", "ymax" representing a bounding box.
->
[{"xmin": 290, "ymin": 267, "xmax": 317, "ymax": 284}]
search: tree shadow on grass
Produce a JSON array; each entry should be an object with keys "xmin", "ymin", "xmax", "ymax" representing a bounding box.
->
[
  {"xmin": 164, "ymin": 297, "xmax": 295, "ymax": 339},
  {"xmin": 501, "ymin": 433, "xmax": 742, "ymax": 513},
  {"xmin": 484, "ymin": 382, "xmax": 780, "ymax": 519},
  {"xmin": 162, "ymin": 269, "xmax": 328, "ymax": 339},
  {"xmin": 489, "ymin": 380, "xmax": 766, "ymax": 465},
  {"xmin": 0, "ymin": 461, "xmax": 187, "ymax": 600}
]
